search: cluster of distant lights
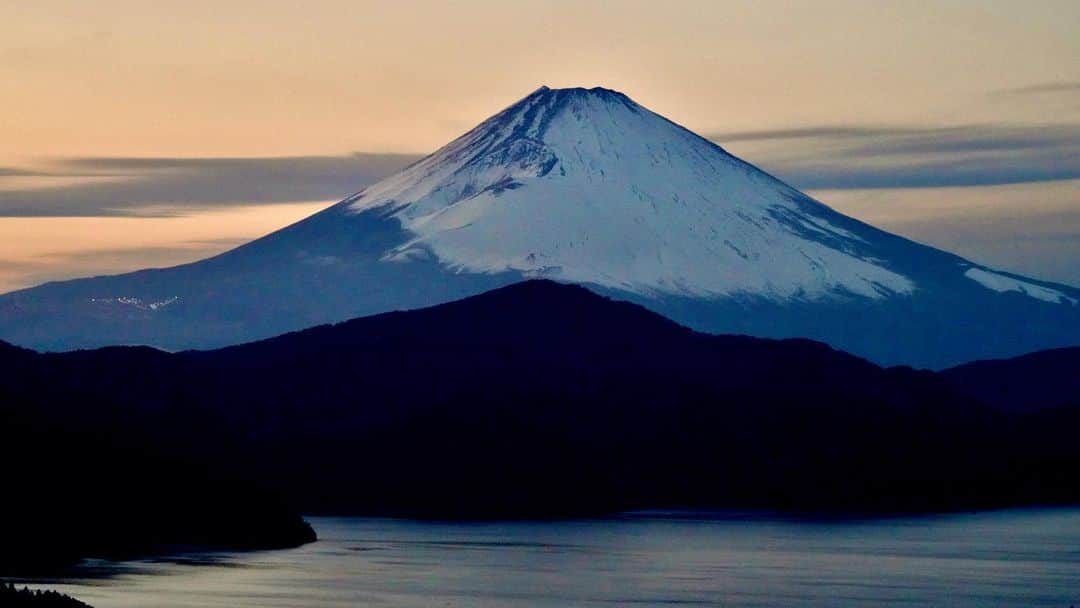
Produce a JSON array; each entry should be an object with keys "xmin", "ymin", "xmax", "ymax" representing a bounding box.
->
[{"xmin": 88, "ymin": 296, "xmax": 179, "ymax": 311}]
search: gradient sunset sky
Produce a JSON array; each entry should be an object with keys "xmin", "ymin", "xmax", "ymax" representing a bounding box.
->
[{"xmin": 1, "ymin": 0, "xmax": 1077, "ymax": 292}]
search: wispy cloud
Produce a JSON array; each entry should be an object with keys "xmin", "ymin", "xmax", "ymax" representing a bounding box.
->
[
  {"xmin": 2, "ymin": 120, "xmax": 1078, "ymax": 216},
  {"xmin": 990, "ymin": 81, "xmax": 1080, "ymax": 97},
  {"xmin": 711, "ymin": 123, "xmax": 1080, "ymax": 189},
  {"xmin": 0, "ymin": 167, "xmax": 57, "ymax": 177},
  {"xmin": 0, "ymin": 154, "xmax": 419, "ymax": 217},
  {"xmin": 712, "ymin": 126, "xmax": 940, "ymax": 143}
]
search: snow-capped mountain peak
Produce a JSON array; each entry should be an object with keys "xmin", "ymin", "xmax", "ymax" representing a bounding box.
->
[
  {"xmin": 1, "ymin": 85, "xmax": 1077, "ymax": 367},
  {"xmin": 346, "ymin": 86, "xmax": 914, "ymax": 300}
]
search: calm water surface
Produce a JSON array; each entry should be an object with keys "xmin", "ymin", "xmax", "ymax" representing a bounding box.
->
[{"xmin": 20, "ymin": 509, "xmax": 1080, "ymax": 607}]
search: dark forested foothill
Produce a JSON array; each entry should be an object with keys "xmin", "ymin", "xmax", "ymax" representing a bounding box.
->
[
  {"xmin": 941, "ymin": 346, "xmax": 1080, "ymax": 413},
  {"xmin": 1, "ymin": 281, "xmax": 1077, "ymax": 572},
  {"xmin": 0, "ymin": 343, "xmax": 315, "ymax": 576},
  {"xmin": 0, "ymin": 583, "xmax": 91, "ymax": 607}
]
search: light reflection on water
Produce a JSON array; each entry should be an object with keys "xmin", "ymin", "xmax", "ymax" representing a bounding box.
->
[{"xmin": 18, "ymin": 508, "xmax": 1080, "ymax": 607}]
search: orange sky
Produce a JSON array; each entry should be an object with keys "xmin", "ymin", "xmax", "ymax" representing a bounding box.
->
[{"xmin": 3, "ymin": 1, "xmax": 1077, "ymax": 159}]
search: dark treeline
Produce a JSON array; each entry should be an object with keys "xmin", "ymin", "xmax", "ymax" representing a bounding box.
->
[
  {"xmin": 1, "ymin": 281, "xmax": 1077, "ymax": 572},
  {"xmin": 0, "ymin": 583, "xmax": 91, "ymax": 607}
]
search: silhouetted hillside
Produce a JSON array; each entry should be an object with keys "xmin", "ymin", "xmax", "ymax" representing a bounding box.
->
[
  {"xmin": 0, "ymin": 343, "xmax": 315, "ymax": 575},
  {"xmin": 942, "ymin": 347, "xmax": 1080, "ymax": 412},
  {"xmin": 169, "ymin": 281, "xmax": 1074, "ymax": 515},
  {"xmin": 1, "ymin": 281, "xmax": 1077, "ymax": 559},
  {"xmin": 0, "ymin": 583, "xmax": 91, "ymax": 607}
]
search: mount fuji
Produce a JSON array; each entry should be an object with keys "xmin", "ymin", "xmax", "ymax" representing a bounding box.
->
[{"xmin": 1, "ymin": 86, "xmax": 1077, "ymax": 367}]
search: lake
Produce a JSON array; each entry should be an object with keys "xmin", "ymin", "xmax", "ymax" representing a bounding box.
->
[{"xmin": 19, "ymin": 508, "xmax": 1080, "ymax": 607}]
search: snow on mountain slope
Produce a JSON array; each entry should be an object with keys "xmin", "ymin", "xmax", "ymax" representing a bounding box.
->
[
  {"xmin": 349, "ymin": 86, "xmax": 913, "ymax": 300},
  {"xmin": 963, "ymin": 267, "xmax": 1075, "ymax": 304},
  {"xmin": 0, "ymin": 86, "xmax": 1077, "ymax": 367}
]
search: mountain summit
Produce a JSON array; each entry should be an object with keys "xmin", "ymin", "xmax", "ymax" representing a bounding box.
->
[
  {"xmin": 1, "ymin": 86, "xmax": 1077, "ymax": 366},
  {"xmin": 350, "ymin": 85, "xmax": 913, "ymax": 300}
]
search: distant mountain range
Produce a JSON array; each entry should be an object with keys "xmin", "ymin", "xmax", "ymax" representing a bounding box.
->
[
  {"xmin": 3, "ymin": 281, "xmax": 1076, "ymax": 546},
  {"xmin": 1, "ymin": 86, "xmax": 1077, "ymax": 367}
]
